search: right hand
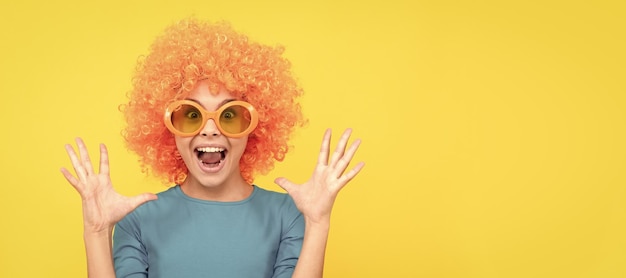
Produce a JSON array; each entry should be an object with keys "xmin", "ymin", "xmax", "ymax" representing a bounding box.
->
[{"xmin": 61, "ymin": 138, "xmax": 158, "ymax": 234}]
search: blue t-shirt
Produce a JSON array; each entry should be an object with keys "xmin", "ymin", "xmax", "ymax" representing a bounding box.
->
[{"xmin": 113, "ymin": 185, "xmax": 304, "ymax": 278}]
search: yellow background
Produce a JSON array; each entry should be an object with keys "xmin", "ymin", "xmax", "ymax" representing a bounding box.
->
[{"xmin": 1, "ymin": 0, "xmax": 624, "ymax": 277}]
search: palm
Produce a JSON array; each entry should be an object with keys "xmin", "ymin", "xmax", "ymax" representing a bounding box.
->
[
  {"xmin": 275, "ymin": 129, "xmax": 364, "ymax": 223},
  {"xmin": 61, "ymin": 138, "xmax": 157, "ymax": 233}
]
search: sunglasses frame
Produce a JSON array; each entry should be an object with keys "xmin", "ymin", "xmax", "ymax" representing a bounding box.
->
[{"xmin": 164, "ymin": 100, "xmax": 259, "ymax": 138}]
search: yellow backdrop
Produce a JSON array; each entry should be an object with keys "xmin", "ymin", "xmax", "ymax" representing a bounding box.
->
[{"xmin": 1, "ymin": 0, "xmax": 624, "ymax": 277}]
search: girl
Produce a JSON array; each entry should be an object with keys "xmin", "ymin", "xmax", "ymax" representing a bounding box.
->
[{"xmin": 61, "ymin": 18, "xmax": 364, "ymax": 278}]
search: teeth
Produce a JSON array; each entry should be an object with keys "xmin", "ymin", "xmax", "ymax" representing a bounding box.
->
[{"xmin": 196, "ymin": 147, "xmax": 225, "ymax": 153}]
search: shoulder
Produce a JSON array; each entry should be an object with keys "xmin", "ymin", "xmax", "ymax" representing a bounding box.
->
[
  {"xmin": 252, "ymin": 186, "xmax": 303, "ymax": 228},
  {"xmin": 119, "ymin": 186, "xmax": 180, "ymax": 222},
  {"xmin": 142, "ymin": 185, "xmax": 181, "ymax": 209},
  {"xmin": 252, "ymin": 186, "xmax": 288, "ymax": 201},
  {"xmin": 251, "ymin": 186, "xmax": 297, "ymax": 210}
]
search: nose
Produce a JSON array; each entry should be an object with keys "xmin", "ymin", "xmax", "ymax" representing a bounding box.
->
[{"xmin": 200, "ymin": 118, "xmax": 221, "ymax": 137}]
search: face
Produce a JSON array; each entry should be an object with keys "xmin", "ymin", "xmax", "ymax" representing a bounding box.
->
[{"xmin": 174, "ymin": 80, "xmax": 249, "ymax": 190}]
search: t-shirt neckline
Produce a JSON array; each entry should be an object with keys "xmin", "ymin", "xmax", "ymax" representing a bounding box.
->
[{"xmin": 173, "ymin": 184, "xmax": 258, "ymax": 206}]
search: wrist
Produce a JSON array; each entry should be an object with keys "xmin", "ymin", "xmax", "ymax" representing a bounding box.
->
[
  {"xmin": 304, "ymin": 216, "xmax": 331, "ymax": 230},
  {"xmin": 83, "ymin": 226, "xmax": 113, "ymax": 238}
]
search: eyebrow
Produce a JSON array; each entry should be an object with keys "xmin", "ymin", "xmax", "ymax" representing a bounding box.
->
[{"xmin": 185, "ymin": 98, "xmax": 237, "ymax": 111}]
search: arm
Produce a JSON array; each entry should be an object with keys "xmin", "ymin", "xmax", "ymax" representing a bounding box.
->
[
  {"xmin": 61, "ymin": 138, "xmax": 157, "ymax": 278},
  {"xmin": 83, "ymin": 229, "xmax": 116, "ymax": 278},
  {"xmin": 275, "ymin": 128, "xmax": 364, "ymax": 278},
  {"xmin": 293, "ymin": 219, "xmax": 330, "ymax": 278}
]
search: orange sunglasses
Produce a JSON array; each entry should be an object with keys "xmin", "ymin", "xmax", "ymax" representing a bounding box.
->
[{"xmin": 164, "ymin": 100, "xmax": 259, "ymax": 138}]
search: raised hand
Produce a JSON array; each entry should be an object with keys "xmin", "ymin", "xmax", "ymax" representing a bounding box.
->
[
  {"xmin": 275, "ymin": 128, "xmax": 364, "ymax": 223},
  {"xmin": 61, "ymin": 138, "xmax": 157, "ymax": 233}
]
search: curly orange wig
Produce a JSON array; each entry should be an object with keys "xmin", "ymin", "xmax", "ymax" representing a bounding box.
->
[{"xmin": 120, "ymin": 18, "xmax": 305, "ymax": 185}]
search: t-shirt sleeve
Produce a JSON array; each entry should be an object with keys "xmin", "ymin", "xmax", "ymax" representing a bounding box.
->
[
  {"xmin": 113, "ymin": 213, "xmax": 149, "ymax": 278},
  {"xmin": 272, "ymin": 196, "xmax": 305, "ymax": 278}
]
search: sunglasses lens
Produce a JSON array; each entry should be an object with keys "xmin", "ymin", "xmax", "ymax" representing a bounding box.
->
[
  {"xmin": 219, "ymin": 105, "xmax": 253, "ymax": 135},
  {"xmin": 170, "ymin": 104, "xmax": 204, "ymax": 134}
]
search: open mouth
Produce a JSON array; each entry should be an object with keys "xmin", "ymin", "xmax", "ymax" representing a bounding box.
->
[{"xmin": 196, "ymin": 147, "xmax": 227, "ymax": 168}]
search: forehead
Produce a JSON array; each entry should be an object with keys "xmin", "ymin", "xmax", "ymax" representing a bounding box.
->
[{"xmin": 187, "ymin": 81, "xmax": 236, "ymax": 110}]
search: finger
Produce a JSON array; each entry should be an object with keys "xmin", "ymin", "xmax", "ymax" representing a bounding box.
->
[
  {"xmin": 65, "ymin": 143, "xmax": 88, "ymax": 182},
  {"xmin": 75, "ymin": 137, "xmax": 95, "ymax": 175},
  {"xmin": 331, "ymin": 138, "xmax": 361, "ymax": 178},
  {"xmin": 274, "ymin": 177, "xmax": 297, "ymax": 193},
  {"xmin": 317, "ymin": 129, "xmax": 332, "ymax": 166},
  {"xmin": 338, "ymin": 162, "xmax": 365, "ymax": 186},
  {"xmin": 128, "ymin": 193, "xmax": 158, "ymax": 210},
  {"xmin": 328, "ymin": 128, "xmax": 352, "ymax": 168},
  {"xmin": 60, "ymin": 167, "xmax": 84, "ymax": 194},
  {"xmin": 99, "ymin": 143, "xmax": 110, "ymax": 175}
]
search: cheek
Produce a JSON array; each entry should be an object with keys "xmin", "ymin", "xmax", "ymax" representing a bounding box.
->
[
  {"xmin": 174, "ymin": 137, "xmax": 193, "ymax": 156},
  {"xmin": 231, "ymin": 137, "xmax": 249, "ymax": 156}
]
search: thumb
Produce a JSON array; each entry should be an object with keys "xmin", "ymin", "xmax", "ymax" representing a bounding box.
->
[
  {"xmin": 274, "ymin": 177, "xmax": 297, "ymax": 193},
  {"xmin": 128, "ymin": 193, "xmax": 158, "ymax": 210}
]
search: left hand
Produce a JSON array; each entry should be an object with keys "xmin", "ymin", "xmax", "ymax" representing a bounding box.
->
[{"xmin": 275, "ymin": 128, "xmax": 365, "ymax": 224}]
